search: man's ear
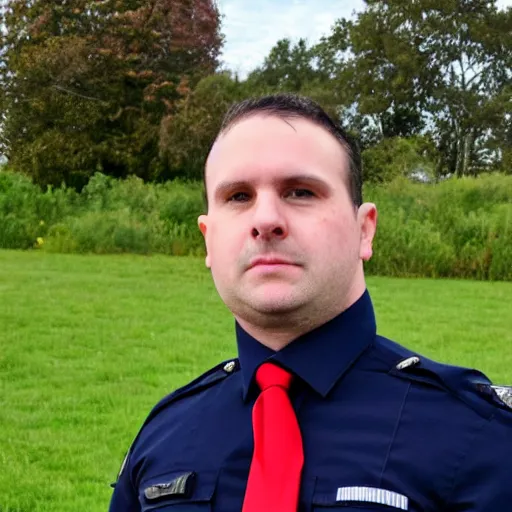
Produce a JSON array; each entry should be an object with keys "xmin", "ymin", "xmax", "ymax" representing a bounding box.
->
[
  {"xmin": 198, "ymin": 215, "xmax": 211, "ymax": 268},
  {"xmin": 357, "ymin": 203, "xmax": 377, "ymax": 261}
]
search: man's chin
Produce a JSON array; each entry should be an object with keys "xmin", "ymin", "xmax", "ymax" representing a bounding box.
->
[{"xmin": 247, "ymin": 293, "xmax": 305, "ymax": 316}]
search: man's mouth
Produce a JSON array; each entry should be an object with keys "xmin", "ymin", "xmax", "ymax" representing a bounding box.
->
[{"xmin": 248, "ymin": 256, "xmax": 300, "ymax": 270}]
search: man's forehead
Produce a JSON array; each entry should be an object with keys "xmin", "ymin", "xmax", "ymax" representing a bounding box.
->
[
  {"xmin": 203, "ymin": 121, "xmax": 352, "ymax": 207},
  {"xmin": 207, "ymin": 114, "xmax": 345, "ymax": 171},
  {"xmin": 208, "ymin": 115, "xmax": 295, "ymax": 161}
]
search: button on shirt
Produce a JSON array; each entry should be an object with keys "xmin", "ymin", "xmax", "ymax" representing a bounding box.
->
[{"xmin": 109, "ymin": 291, "xmax": 512, "ymax": 511}]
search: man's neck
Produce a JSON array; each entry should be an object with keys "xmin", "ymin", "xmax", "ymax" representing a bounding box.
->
[
  {"xmin": 234, "ymin": 320, "xmax": 303, "ymax": 352},
  {"xmin": 235, "ymin": 306, "xmax": 347, "ymax": 352},
  {"xmin": 234, "ymin": 282, "xmax": 367, "ymax": 352}
]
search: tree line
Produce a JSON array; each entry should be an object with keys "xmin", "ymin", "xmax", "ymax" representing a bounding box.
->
[{"xmin": 1, "ymin": 0, "xmax": 511, "ymax": 189}]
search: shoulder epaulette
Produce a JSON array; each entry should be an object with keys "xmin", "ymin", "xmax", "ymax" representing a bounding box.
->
[
  {"xmin": 111, "ymin": 358, "xmax": 239, "ymax": 486},
  {"xmin": 390, "ymin": 353, "xmax": 495, "ymax": 419},
  {"xmin": 375, "ymin": 336, "xmax": 496, "ymax": 419},
  {"xmin": 474, "ymin": 384, "xmax": 512, "ymax": 413},
  {"xmin": 145, "ymin": 358, "xmax": 240, "ymax": 425}
]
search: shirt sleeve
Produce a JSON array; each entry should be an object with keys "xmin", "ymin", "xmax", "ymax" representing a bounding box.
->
[
  {"xmin": 108, "ymin": 454, "xmax": 140, "ymax": 512},
  {"xmin": 447, "ymin": 412, "xmax": 512, "ymax": 510}
]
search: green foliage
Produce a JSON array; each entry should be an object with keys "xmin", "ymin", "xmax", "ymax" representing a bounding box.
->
[
  {"xmin": 244, "ymin": 38, "xmax": 340, "ymax": 119},
  {"xmin": 3, "ymin": 1, "xmax": 509, "ymax": 188},
  {"xmin": 159, "ymin": 72, "xmax": 247, "ymax": 180},
  {"xmin": 0, "ymin": 169, "xmax": 78, "ymax": 249},
  {"xmin": 318, "ymin": 0, "xmax": 512, "ymax": 175},
  {"xmin": 1, "ymin": 170, "xmax": 511, "ymax": 280},
  {"xmin": 362, "ymin": 136, "xmax": 435, "ymax": 183},
  {"xmin": 365, "ymin": 174, "xmax": 512, "ymax": 280},
  {"xmin": 246, "ymin": 38, "xmax": 327, "ymax": 93},
  {"xmin": 0, "ymin": 169, "xmax": 205, "ymax": 256},
  {"xmin": 0, "ymin": 0, "xmax": 223, "ymax": 188}
]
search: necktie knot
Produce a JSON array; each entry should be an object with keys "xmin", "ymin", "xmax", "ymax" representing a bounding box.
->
[{"xmin": 255, "ymin": 362, "xmax": 292, "ymax": 392}]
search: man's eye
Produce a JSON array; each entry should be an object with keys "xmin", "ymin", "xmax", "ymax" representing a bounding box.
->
[
  {"xmin": 287, "ymin": 188, "xmax": 315, "ymax": 198},
  {"xmin": 228, "ymin": 191, "xmax": 250, "ymax": 202}
]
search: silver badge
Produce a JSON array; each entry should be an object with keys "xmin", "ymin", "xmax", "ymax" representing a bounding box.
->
[
  {"xmin": 491, "ymin": 385, "xmax": 512, "ymax": 409},
  {"xmin": 223, "ymin": 361, "xmax": 236, "ymax": 373},
  {"xmin": 396, "ymin": 356, "xmax": 420, "ymax": 371}
]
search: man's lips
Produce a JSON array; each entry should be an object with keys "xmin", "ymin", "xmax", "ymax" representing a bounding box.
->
[{"xmin": 248, "ymin": 257, "xmax": 300, "ymax": 270}]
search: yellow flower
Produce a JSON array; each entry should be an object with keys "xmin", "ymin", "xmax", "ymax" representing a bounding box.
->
[
  {"xmin": 36, "ymin": 237, "xmax": 44, "ymax": 246},
  {"xmin": 39, "ymin": 220, "xmax": 45, "ymax": 226}
]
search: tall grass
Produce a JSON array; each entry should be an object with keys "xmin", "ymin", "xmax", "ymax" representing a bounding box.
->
[
  {"xmin": 0, "ymin": 171, "xmax": 205, "ymax": 256},
  {"xmin": 1, "ymin": 169, "xmax": 511, "ymax": 280},
  {"xmin": 364, "ymin": 175, "xmax": 512, "ymax": 280}
]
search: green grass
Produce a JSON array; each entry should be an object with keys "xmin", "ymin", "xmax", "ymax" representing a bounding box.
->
[{"xmin": 1, "ymin": 250, "xmax": 511, "ymax": 512}]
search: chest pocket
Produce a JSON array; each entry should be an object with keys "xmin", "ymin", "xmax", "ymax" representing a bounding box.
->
[
  {"xmin": 139, "ymin": 470, "xmax": 216, "ymax": 511},
  {"xmin": 312, "ymin": 484, "xmax": 409, "ymax": 511}
]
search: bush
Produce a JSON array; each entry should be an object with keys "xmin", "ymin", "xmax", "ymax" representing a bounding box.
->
[
  {"xmin": 0, "ymin": 171, "xmax": 78, "ymax": 249},
  {"xmin": 362, "ymin": 136, "xmax": 435, "ymax": 184},
  {"xmin": 364, "ymin": 174, "xmax": 512, "ymax": 280},
  {"xmin": 1, "ymin": 169, "xmax": 511, "ymax": 280},
  {"xmin": 0, "ymin": 169, "xmax": 205, "ymax": 256}
]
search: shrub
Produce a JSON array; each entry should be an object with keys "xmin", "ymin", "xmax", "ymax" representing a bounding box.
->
[
  {"xmin": 1, "ymin": 169, "xmax": 511, "ymax": 280},
  {"xmin": 362, "ymin": 136, "xmax": 435, "ymax": 184},
  {"xmin": 364, "ymin": 174, "xmax": 512, "ymax": 280}
]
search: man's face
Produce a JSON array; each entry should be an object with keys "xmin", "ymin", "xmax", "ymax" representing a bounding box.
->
[{"xmin": 199, "ymin": 114, "xmax": 376, "ymax": 331}]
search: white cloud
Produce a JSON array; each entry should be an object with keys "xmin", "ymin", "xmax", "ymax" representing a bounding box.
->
[{"xmin": 217, "ymin": 0, "xmax": 512, "ymax": 78}]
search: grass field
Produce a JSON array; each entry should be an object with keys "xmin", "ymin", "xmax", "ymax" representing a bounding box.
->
[{"xmin": 1, "ymin": 250, "xmax": 511, "ymax": 512}]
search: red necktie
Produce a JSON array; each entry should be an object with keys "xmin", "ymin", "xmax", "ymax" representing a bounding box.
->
[{"xmin": 242, "ymin": 362, "xmax": 304, "ymax": 512}]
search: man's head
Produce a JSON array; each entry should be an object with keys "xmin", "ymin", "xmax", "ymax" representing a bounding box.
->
[{"xmin": 198, "ymin": 94, "xmax": 377, "ymax": 343}]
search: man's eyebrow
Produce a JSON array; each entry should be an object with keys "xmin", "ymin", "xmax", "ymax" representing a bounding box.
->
[
  {"xmin": 213, "ymin": 180, "xmax": 248, "ymax": 200},
  {"xmin": 280, "ymin": 174, "xmax": 329, "ymax": 187},
  {"xmin": 214, "ymin": 174, "xmax": 329, "ymax": 197}
]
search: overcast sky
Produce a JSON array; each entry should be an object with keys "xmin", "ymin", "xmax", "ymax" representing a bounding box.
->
[{"xmin": 217, "ymin": 0, "xmax": 512, "ymax": 77}]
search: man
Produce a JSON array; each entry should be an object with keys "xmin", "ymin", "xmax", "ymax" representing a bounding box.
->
[{"xmin": 109, "ymin": 94, "xmax": 512, "ymax": 511}]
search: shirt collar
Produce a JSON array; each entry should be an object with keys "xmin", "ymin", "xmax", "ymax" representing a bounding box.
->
[{"xmin": 236, "ymin": 290, "xmax": 377, "ymax": 400}]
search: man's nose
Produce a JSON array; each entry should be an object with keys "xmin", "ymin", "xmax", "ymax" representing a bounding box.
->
[{"xmin": 250, "ymin": 194, "xmax": 288, "ymax": 241}]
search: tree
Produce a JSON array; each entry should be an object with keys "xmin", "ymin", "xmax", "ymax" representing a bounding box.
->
[
  {"xmin": 320, "ymin": 0, "xmax": 512, "ymax": 176},
  {"xmin": 246, "ymin": 38, "xmax": 325, "ymax": 93},
  {"xmin": 244, "ymin": 38, "xmax": 340, "ymax": 119},
  {"xmin": 159, "ymin": 72, "xmax": 245, "ymax": 181},
  {"xmin": 362, "ymin": 135, "xmax": 436, "ymax": 183},
  {"xmin": 0, "ymin": 0, "xmax": 222, "ymax": 188}
]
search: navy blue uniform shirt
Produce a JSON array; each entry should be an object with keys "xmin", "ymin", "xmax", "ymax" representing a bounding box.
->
[{"xmin": 109, "ymin": 291, "xmax": 512, "ymax": 511}]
